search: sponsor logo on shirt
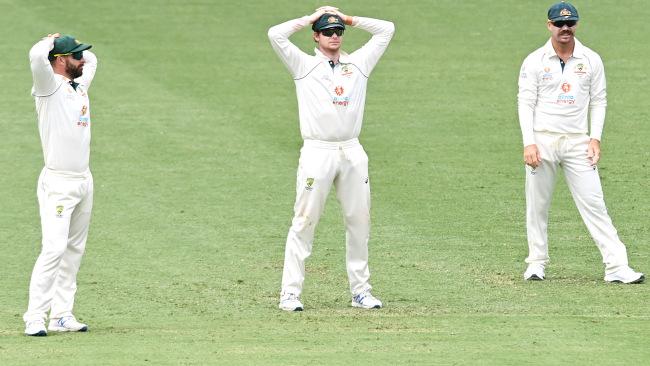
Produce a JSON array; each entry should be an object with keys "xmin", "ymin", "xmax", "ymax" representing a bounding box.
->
[
  {"xmin": 56, "ymin": 205, "xmax": 64, "ymax": 217},
  {"xmin": 332, "ymin": 85, "xmax": 350, "ymax": 106},
  {"xmin": 78, "ymin": 105, "xmax": 90, "ymax": 127},
  {"xmin": 561, "ymin": 82, "xmax": 571, "ymax": 93},
  {"xmin": 542, "ymin": 66, "xmax": 553, "ymax": 81},
  {"xmin": 557, "ymin": 82, "xmax": 575, "ymax": 104}
]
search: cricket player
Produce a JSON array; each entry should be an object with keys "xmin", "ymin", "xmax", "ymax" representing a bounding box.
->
[
  {"xmin": 268, "ymin": 6, "xmax": 394, "ymax": 311},
  {"xmin": 518, "ymin": 2, "xmax": 644, "ymax": 283},
  {"xmin": 24, "ymin": 33, "xmax": 98, "ymax": 336}
]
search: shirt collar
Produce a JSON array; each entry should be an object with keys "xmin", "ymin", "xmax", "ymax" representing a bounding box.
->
[
  {"xmin": 544, "ymin": 37, "xmax": 585, "ymax": 60},
  {"xmin": 314, "ymin": 48, "xmax": 350, "ymax": 64}
]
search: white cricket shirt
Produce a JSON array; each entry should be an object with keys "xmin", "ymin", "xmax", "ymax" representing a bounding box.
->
[
  {"xmin": 518, "ymin": 38, "xmax": 606, "ymax": 147},
  {"xmin": 268, "ymin": 16, "xmax": 394, "ymax": 142},
  {"xmin": 30, "ymin": 37, "xmax": 98, "ymax": 175}
]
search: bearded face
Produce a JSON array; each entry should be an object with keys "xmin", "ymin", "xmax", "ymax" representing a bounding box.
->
[{"xmin": 65, "ymin": 58, "xmax": 84, "ymax": 79}]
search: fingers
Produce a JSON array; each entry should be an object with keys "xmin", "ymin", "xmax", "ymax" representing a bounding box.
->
[
  {"xmin": 317, "ymin": 6, "xmax": 339, "ymax": 13},
  {"xmin": 587, "ymin": 139, "xmax": 601, "ymax": 166},
  {"xmin": 523, "ymin": 145, "xmax": 541, "ymax": 168},
  {"xmin": 588, "ymin": 148, "xmax": 600, "ymax": 165},
  {"xmin": 47, "ymin": 33, "xmax": 60, "ymax": 38},
  {"xmin": 308, "ymin": 9, "xmax": 326, "ymax": 23}
]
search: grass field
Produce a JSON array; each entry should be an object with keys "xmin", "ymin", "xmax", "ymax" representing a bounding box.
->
[{"xmin": 1, "ymin": 0, "xmax": 649, "ymax": 364}]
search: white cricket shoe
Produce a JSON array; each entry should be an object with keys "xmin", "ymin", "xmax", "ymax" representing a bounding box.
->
[
  {"xmin": 25, "ymin": 320, "xmax": 47, "ymax": 337},
  {"xmin": 604, "ymin": 266, "xmax": 645, "ymax": 284},
  {"xmin": 279, "ymin": 293, "xmax": 304, "ymax": 312},
  {"xmin": 352, "ymin": 291, "xmax": 382, "ymax": 309},
  {"xmin": 524, "ymin": 263, "xmax": 545, "ymax": 281},
  {"xmin": 48, "ymin": 316, "xmax": 88, "ymax": 332}
]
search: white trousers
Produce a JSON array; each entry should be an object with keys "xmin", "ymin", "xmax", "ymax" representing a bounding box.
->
[
  {"xmin": 525, "ymin": 132, "xmax": 629, "ymax": 273},
  {"xmin": 24, "ymin": 168, "xmax": 93, "ymax": 322},
  {"xmin": 281, "ymin": 138, "xmax": 372, "ymax": 297}
]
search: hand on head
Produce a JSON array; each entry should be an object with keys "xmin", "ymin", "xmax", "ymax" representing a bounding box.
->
[{"xmin": 310, "ymin": 6, "xmax": 349, "ymax": 24}]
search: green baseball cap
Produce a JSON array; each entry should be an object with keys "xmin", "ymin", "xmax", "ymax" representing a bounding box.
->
[
  {"xmin": 548, "ymin": 2, "xmax": 579, "ymax": 21},
  {"xmin": 312, "ymin": 14, "xmax": 345, "ymax": 32},
  {"xmin": 48, "ymin": 35, "xmax": 92, "ymax": 61}
]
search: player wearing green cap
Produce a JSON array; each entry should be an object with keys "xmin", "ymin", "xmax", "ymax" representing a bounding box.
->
[
  {"xmin": 268, "ymin": 6, "xmax": 394, "ymax": 311},
  {"xmin": 24, "ymin": 33, "xmax": 98, "ymax": 336},
  {"xmin": 518, "ymin": 3, "xmax": 644, "ymax": 284}
]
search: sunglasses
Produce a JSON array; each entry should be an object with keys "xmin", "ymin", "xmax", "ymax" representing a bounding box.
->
[
  {"xmin": 320, "ymin": 28, "xmax": 344, "ymax": 37},
  {"xmin": 552, "ymin": 20, "xmax": 577, "ymax": 28},
  {"xmin": 53, "ymin": 51, "xmax": 84, "ymax": 60}
]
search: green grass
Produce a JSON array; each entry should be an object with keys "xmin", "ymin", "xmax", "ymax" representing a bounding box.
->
[{"xmin": 1, "ymin": 0, "xmax": 649, "ymax": 365}]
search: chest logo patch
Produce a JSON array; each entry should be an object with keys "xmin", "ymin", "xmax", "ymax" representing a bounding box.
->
[
  {"xmin": 341, "ymin": 64, "xmax": 353, "ymax": 76},
  {"xmin": 561, "ymin": 82, "xmax": 571, "ymax": 93},
  {"xmin": 334, "ymin": 86, "xmax": 344, "ymax": 96},
  {"xmin": 574, "ymin": 63, "xmax": 587, "ymax": 76}
]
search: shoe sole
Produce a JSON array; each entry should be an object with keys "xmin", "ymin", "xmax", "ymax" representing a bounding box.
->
[
  {"xmin": 525, "ymin": 274, "xmax": 544, "ymax": 281},
  {"xmin": 48, "ymin": 326, "xmax": 88, "ymax": 332},
  {"xmin": 26, "ymin": 330, "xmax": 47, "ymax": 337},
  {"xmin": 351, "ymin": 302, "xmax": 382, "ymax": 309},
  {"xmin": 279, "ymin": 305, "xmax": 303, "ymax": 312},
  {"xmin": 606, "ymin": 274, "xmax": 645, "ymax": 284}
]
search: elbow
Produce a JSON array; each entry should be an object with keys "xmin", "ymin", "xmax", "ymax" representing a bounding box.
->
[
  {"xmin": 267, "ymin": 26, "xmax": 281, "ymax": 41},
  {"xmin": 29, "ymin": 45, "xmax": 47, "ymax": 64},
  {"xmin": 386, "ymin": 21, "xmax": 395, "ymax": 36}
]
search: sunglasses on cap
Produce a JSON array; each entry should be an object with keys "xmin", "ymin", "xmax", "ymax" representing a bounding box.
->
[
  {"xmin": 320, "ymin": 28, "xmax": 344, "ymax": 37},
  {"xmin": 552, "ymin": 20, "xmax": 577, "ymax": 28},
  {"xmin": 52, "ymin": 51, "xmax": 84, "ymax": 60}
]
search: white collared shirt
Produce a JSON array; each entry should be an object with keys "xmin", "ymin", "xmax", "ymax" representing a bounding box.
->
[
  {"xmin": 29, "ymin": 37, "xmax": 98, "ymax": 175},
  {"xmin": 518, "ymin": 38, "xmax": 606, "ymax": 146},
  {"xmin": 268, "ymin": 16, "xmax": 394, "ymax": 142}
]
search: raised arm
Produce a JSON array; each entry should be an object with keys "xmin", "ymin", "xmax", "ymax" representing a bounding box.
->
[
  {"xmin": 75, "ymin": 50, "xmax": 98, "ymax": 89},
  {"xmin": 346, "ymin": 14, "xmax": 395, "ymax": 76},
  {"xmin": 268, "ymin": 10, "xmax": 326, "ymax": 78},
  {"xmin": 29, "ymin": 34, "xmax": 59, "ymax": 97}
]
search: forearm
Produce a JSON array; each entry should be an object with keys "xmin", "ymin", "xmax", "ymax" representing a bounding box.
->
[
  {"xmin": 589, "ymin": 105, "xmax": 606, "ymax": 141},
  {"xmin": 518, "ymin": 103, "xmax": 536, "ymax": 147},
  {"xmin": 29, "ymin": 36, "xmax": 57, "ymax": 95},
  {"xmin": 353, "ymin": 16, "xmax": 395, "ymax": 40},
  {"xmin": 268, "ymin": 17, "xmax": 311, "ymax": 77},
  {"xmin": 268, "ymin": 16, "xmax": 310, "ymax": 45},
  {"xmin": 76, "ymin": 50, "xmax": 98, "ymax": 88}
]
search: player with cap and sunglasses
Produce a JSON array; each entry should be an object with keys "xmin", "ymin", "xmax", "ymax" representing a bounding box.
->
[
  {"xmin": 268, "ymin": 6, "xmax": 394, "ymax": 311},
  {"xmin": 517, "ymin": 2, "xmax": 644, "ymax": 283},
  {"xmin": 23, "ymin": 33, "xmax": 98, "ymax": 336}
]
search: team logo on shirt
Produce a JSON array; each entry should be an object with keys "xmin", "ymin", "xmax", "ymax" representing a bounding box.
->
[
  {"xmin": 341, "ymin": 64, "xmax": 353, "ymax": 76},
  {"xmin": 334, "ymin": 86, "xmax": 344, "ymax": 96},
  {"xmin": 305, "ymin": 178, "xmax": 315, "ymax": 191},
  {"xmin": 81, "ymin": 105, "xmax": 88, "ymax": 115},
  {"xmin": 56, "ymin": 205, "xmax": 64, "ymax": 217},
  {"xmin": 574, "ymin": 63, "xmax": 587, "ymax": 76}
]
